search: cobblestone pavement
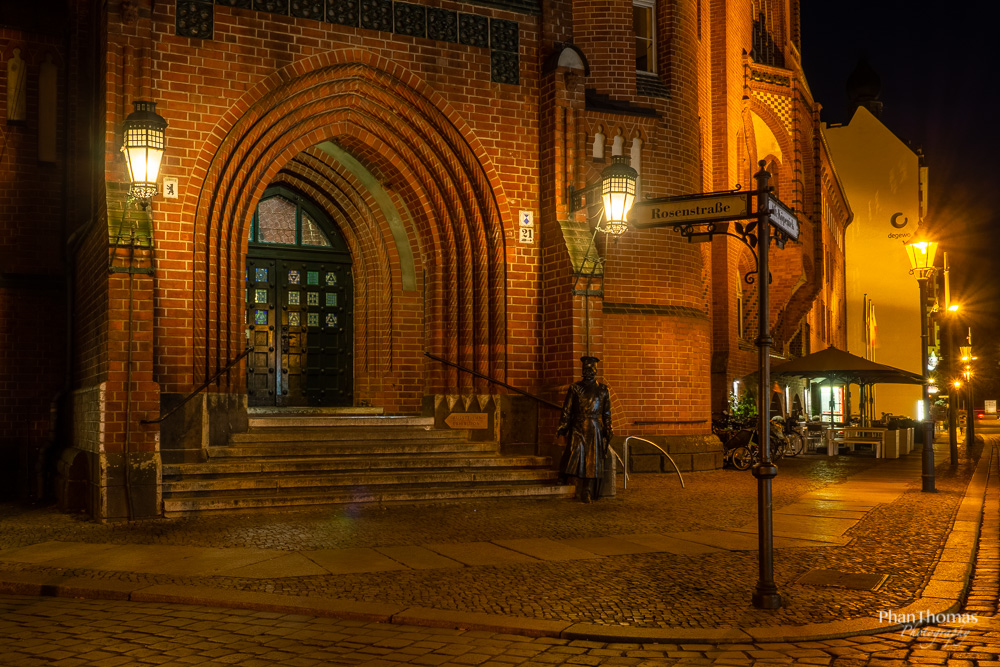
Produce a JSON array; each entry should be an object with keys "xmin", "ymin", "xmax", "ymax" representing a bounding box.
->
[
  {"xmin": 0, "ymin": 481, "xmax": 996, "ymax": 667},
  {"xmin": 0, "ymin": 439, "xmax": 985, "ymax": 630},
  {"xmin": 1, "ymin": 436, "xmax": 998, "ymax": 666}
]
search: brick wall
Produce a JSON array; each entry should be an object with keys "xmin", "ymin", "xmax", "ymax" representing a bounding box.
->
[{"xmin": 0, "ymin": 25, "xmax": 70, "ymax": 500}]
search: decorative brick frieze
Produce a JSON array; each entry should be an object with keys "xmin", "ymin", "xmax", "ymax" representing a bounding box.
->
[
  {"xmin": 394, "ymin": 2, "xmax": 426, "ymax": 38},
  {"xmin": 636, "ymin": 73, "xmax": 670, "ymax": 99},
  {"xmin": 489, "ymin": 17, "xmax": 517, "ymax": 52},
  {"xmin": 750, "ymin": 68, "xmax": 791, "ymax": 87},
  {"xmin": 458, "ymin": 12, "xmax": 489, "ymax": 48},
  {"xmin": 291, "ymin": 0, "xmax": 325, "ymax": 20},
  {"xmin": 192, "ymin": 1, "xmax": 521, "ymax": 86},
  {"xmin": 427, "ymin": 7, "xmax": 457, "ymax": 42},
  {"xmin": 177, "ymin": 1, "xmax": 213, "ymax": 39},
  {"xmin": 326, "ymin": 0, "xmax": 358, "ymax": 26},
  {"xmin": 491, "ymin": 51, "xmax": 518, "ymax": 85},
  {"xmin": 603, "ymin": 302, "xmax": 709, "ymax": 320},
  {"xmin": 360, "ymin": 0, "xmax": 393, "ymax": 31},
  {"xmin": 253, "ymin": 0, "xmax": 289, "ymax": 13}
]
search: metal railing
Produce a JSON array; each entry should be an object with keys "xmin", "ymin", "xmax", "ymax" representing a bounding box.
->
[
  {"xmin": 141, "ymin": 347, "xmax": 253, "ymax": 425},
  {"xmin": 622, "ymin": 436, "xmax": 686, "ymax": 489},
  {"xmin": 423, "ymin": 352, "xmax": 562, "ymax": 410}
]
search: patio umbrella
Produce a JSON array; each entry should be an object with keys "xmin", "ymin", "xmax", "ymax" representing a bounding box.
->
[
  {"xmin": 770, "ymin": 346, "xmax": 924, "ymax": 425},
  {"xmin": 770, "ymin": 346, "xmax": 924, "ymax": 385}
]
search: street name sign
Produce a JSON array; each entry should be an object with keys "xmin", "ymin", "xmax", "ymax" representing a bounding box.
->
[
  {"xmin": 444, "ymin": 412, "xmax": 489, "ymax": 430},
  {"xmin": 768, "ymin": 195, "xmax": 800, "ymax": 241},
  {"xmin": 629, "ymin": 192, "xmax": 750, "ymax": 229}
]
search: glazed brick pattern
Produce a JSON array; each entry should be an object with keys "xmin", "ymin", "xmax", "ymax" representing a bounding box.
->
[{"xmin": 177, "ymin": 0, "xmax": 523, "ymax": 84}]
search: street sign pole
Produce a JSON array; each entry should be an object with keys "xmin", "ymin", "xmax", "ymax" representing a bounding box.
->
[
  {"xmin": 751, "ymin": 162, "xmax": 781, "ymax": 610},
  {"xmin": 627, "ymin": 160, "xmax": 800, "ymax": 609}
]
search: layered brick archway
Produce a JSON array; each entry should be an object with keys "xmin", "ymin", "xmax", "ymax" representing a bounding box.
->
[{"xmin": 184, "ymin": 51, "xmax": 509, "ymax": 405}]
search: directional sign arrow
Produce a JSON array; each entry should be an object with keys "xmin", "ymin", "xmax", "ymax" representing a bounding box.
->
[{"xmin": 768, "ymin": 195, "xmax": 800, "ymax": 241}]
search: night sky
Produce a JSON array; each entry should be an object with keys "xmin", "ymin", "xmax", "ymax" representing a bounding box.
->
[{"xmin": 800, "ymin": 2, "xmax": 997, "ymax": 341}]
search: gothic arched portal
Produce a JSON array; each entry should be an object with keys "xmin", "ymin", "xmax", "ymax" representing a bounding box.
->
[{"xmin": 185, "ymin": 52, "xmax": 509, "ymax": 413}]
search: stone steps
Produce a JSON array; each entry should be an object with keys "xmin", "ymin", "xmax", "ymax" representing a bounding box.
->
[
  {"xmin": 210, "ymin": 442, "xmax": 495, "ymax": 457},
  {"xmin": 161, "ymin": 413, "xmax": 569, "ymax": 515},
  {"xmin": 163, "ymin": 453, "xmax": 550, "ymax": 476},
  {"xmin": 162, "ymin": 482, "xmax": 574, "ymax": 516},
  {"xmin": 164, "ymin": 467, "xmax": 560, "ymax": 494}
]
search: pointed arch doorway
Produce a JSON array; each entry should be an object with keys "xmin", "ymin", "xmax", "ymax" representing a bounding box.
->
[{"xmin": 246, "ymin": 186, "xmax": 354, "ymax": 407}]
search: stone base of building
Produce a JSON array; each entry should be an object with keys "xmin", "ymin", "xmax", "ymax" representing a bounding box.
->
[
  {"xmin": 616, "ymin": 434, "xmax": 724, "ymax": 473},
  {"xmin": 53, "ymin": 383, "xmax": 165, "ymax": 521}
]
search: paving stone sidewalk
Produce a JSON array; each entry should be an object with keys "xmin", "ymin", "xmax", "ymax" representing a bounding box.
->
[{"xmin": 0, "ymin": 436, "xmax": 994, "ymax": 644}]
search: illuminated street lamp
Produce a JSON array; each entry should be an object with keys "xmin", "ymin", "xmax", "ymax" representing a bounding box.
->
[
  {"xmin": 570, "ymin": 155, "xmax": 638, "ymax": 235},
  {"xmin": 121, "ymin": 101, "xmax": 167, "ymax": 202},
  {"xmin": 906, "ymin": 237, "xmax": 938, "ymax": 492}
]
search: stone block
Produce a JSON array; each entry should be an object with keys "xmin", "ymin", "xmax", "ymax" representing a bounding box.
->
[
  {"xmin": 670, "ymin": 453, "xmax": 694, "ymax": 472},
  {"xmin": 629, "ymin": 454, "xmax": 662, "ymax": 472},
  {"xmin": 160, "ymin": 392, "xmax": 207, "ymax": 461},
  {"xmin": 208, "ymin": 393, "xmax": 248, "ymax": 446},
  {"xmin": 499, "ymin": 395, "xmax": 537, "ymax": 454},
  {"xmin": 691, "ymin": 451, "xmax": 722, "ymax": 471},
  {"xmin": 103, "ymin": 483, "xmax": 130, "ymax": 521}
]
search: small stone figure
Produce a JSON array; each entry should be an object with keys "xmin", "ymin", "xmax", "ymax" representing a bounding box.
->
[{"xmin": 558, "ymin": 356, "xmax": 613, "ymax": 502}]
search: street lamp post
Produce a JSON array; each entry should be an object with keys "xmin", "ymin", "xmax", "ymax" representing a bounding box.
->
[
  {"xmin": 944, "ymin": 304, "xmax": 960, "ymax": 465},
  {"xmin": 905, "ymin": 239, "xmax": 937, "ymax": 493},
  {"xmin": 961, "ymin": 344, "xmax": 975, "ymax": 448}
]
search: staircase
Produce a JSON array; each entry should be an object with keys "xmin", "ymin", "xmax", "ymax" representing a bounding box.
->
[{"xmin": 161, "ymin": 408, "xmax": 573, "ymax": 516}]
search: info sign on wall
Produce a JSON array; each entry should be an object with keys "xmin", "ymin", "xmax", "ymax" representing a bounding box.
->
[{"xmin": 519, "ymin": 210, "xmax": 534, "ymax": 244}]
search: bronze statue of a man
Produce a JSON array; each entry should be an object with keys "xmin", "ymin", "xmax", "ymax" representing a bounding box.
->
[{"xmin": 557, "ymin": 356, "xmax": 613, "ymax": 502}]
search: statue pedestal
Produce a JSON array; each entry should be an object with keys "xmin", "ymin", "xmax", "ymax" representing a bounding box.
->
[{"xmin": 602, "ymin": 447, "xmax": 617, "ymax": 498}]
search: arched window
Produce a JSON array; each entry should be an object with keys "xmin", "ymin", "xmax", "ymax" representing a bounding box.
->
[{"xmin": 249, "ymin": 189, "xmax": 337, "ymax": 249}]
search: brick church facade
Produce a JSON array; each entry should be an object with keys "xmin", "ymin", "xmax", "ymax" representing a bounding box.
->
[{"xmin": 1, "ymin": 0, "xmax": 849, "ymax": 519}]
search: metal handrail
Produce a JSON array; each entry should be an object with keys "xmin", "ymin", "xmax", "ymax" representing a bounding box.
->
[
  {"xmin": 423, "ymin": 351, "xmax": 562, "ymax": 410},
  {"xmin": 140, "ymin": 347, "xmax": 253, "ymax": 425},
  {"xmin": 622, "ymin": 436, "xmax": 686, "ymax": 489}
]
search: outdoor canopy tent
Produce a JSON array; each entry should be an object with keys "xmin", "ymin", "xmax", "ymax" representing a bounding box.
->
[{"xmin": 770, "ymin": 346, "xmax": 925, "ymax": 425}]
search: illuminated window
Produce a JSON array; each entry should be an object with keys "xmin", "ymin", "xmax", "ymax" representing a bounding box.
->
[
  {"xmin": 634, "ymin": 0, "xmax": 656, "ymax": 73},
  {"xmin": 819, "ymin": 386, "xmax": 844, "ymax": 423}
]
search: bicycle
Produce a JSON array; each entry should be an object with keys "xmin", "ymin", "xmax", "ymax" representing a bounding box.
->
[
  {"xmin": 729, "ymin": 421, "xmax": 792, "ymax": 470},
  {"xmin": 778, "ymin": 418, "xmax": 806, "ymax": 457}
]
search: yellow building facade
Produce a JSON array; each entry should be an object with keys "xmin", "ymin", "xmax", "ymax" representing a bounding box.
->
[{"xmin": 823, "ymin": 106, "xmax": 927, "ymax": 420}]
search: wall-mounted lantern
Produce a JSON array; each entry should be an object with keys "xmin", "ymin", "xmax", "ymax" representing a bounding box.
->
[
  {"xmin": 570, "ymin": 155, "xmax": 638, "ymax": 235},
  {"xmin": 121, "ymin": 101, "xmax": 167, "ymax": 201}
]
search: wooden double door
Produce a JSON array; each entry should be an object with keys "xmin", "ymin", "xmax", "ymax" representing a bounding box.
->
[{"xmin": 246, "ymin": 252, "xmax": 353, "ymax": 407}]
